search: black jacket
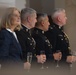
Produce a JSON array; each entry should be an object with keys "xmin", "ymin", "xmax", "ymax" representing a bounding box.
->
[
  {"xmin": 45, "ymin": 23, "xmax": 71, "ymax": 61},
  {"xmin": 32, "ymin": 28, "xmax": 53, "ymax": 61},
  {"xmin": 16, "ymin": 25, "xmax": 36, "ymax": 62}
]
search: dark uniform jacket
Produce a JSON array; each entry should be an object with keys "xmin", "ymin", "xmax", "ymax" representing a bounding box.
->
[
  {"xmin": 16, "ymin": 25, "xmax": 36, "ymax": 62},
  {"xmin": 32, "ymin": 28, "xmax": 53, "ymax": 68},
  {"xmin": 45, "ymin": 23, "xmax": 71, "ymax": 67}
]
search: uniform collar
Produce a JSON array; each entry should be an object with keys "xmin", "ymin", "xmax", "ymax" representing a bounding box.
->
[
  {"xmin": 53, "ymin": 23, "xmax": 63, "ymax": 30},
  {"xmin": 21, "ymin": 23, "xmax": 30, "ymax": 29},
  {"xmin": 21, "ymin": 24, "xmax": 30, "ymax": 32},
  {"xmin": 35, "ymin": 28, "xmax": 45, "ymax": 34}
]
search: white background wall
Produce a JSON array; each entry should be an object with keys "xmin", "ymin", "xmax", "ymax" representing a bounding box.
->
[
  {"xmin": 15, "ymin": 0, "xmax": 26, "ymax": 10},
  {"xmin": 0, "ymin": 0, "xmax": 15, "ymax": 7},
  {"xmin": 0, "ymin": 0, "xmax": 26, "ymax": 10}
]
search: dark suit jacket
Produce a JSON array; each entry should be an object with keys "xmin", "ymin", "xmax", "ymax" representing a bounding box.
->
[{"xmin": 0, "ymin": 29, "xmax": 23, "ymax": 68}]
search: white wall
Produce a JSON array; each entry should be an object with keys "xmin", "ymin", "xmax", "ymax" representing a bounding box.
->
[
  {"xmin": 0, "ymin": 0, "xmax": 26, "ymax": 10},
  {"xmin": 0, "ymin": 0, "xmax": 15, "ymax": 7},
  {"xmin": 15, "ymin": 0, "xmax": 26, "ymax": 11}
]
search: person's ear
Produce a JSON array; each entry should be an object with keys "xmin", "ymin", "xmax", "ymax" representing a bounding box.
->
[
  {"xmin": 57, "ymin": 16, "xmax": 61, "ymax": 22},
  {"xmin": 27, "ymin": 16, "xmax": 31, "ymax": 23},
  {"xmin": 41, "ymin": 20, "xmax": 44, "ymax": 26}
]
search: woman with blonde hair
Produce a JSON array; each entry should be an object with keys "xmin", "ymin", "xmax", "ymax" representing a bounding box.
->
[{"xmin": 0, "ymin": 7, "xmax": 23, "ymax": 70}]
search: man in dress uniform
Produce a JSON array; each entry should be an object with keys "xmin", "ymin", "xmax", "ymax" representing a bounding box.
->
[
  {"xmin": 32, "ymin": 13, "xmax": 59, "ymax": 70},
  {"xmin": 45, "ymin": 8, "xmax": 75, "ymax": 73},
  {"xmin": 16, "ymin": 8, "xmax": 46, "ymax": 71}
]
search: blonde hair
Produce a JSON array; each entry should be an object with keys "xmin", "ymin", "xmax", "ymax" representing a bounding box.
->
[{"xmin": 0, "ymin": 7, "xmax": 21, "ymax": 31}]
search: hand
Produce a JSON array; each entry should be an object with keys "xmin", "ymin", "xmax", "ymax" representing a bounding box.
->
[
  {"xmin": 53, "ymin": 52, "xmax": 62, "ymax": 60},
  {"xmin": 24, "ymin": 62, "xmax": 31, "ymax": 70},
  {"xmin": 36, "ymin": 55, "xmax": 46, "ymax": 64},
  {"xmin": 66, "ymin": 55, "xmax": 76, "ymax": 63}
]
